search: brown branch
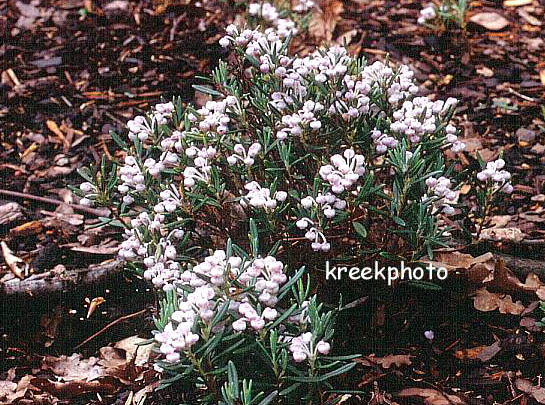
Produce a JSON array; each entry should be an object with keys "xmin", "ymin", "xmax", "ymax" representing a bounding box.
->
[
  {"xmin": 0, "ymin": 189, "xmax": 110, "ymax": 217},
  {"xmin": 74, "ymin": 308, "xmax": 148, "ymax": 350},
  {"xmin": 1, "ymin": 259, "xmax": 123, "ymax": 297}
]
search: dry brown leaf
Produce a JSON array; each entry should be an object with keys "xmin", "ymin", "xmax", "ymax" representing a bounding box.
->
[
  {"xmin": 376, "ymin": 354, "xmax": 412, "ymax": 369},
  {"xmin": 470, "ymin": 12, "xmax": 510, "ymax": 30},
  {"xmin": 31, "ymin": 377, "xmax": 118, "ymax": 398},
  {"xmin": 487, "ymin": 259, "xmax": 531, "ymax": 292},
  {"xmin": 499, "ymin": 295, "xmax": 525, "ymax": 314},
  {"xmin": 479, "ymin": 227, "xmax": 525, "ymax": 243},
  {"xmin": 40, "ymin": 339, "xmax": 148, "ymax": 394},
  {"xmin": 397, "ymin": 388, "xmax": 465, "ymax": 404},
  {"xmin": 421, "ymin": 251, "xmax": 493, "ymax": 272},
  {"xmin": 520, "ymin": 317, "xmax": 541, "ymax": 331},
  {"xmin": 454, "ymin": 346, "xmax": 489, "ymax": 360},
  {"xmin": 475, "ymin": 341, "xmax": 502, "ymax": 362},
  {"xmin": 473, "ymin": 288, "xmax": 525, "ymax": 314},
  {"xmin": 309, "ymin": 0, "xmax": 344, "ymax": 42},
  {"xmin": 540, "ymin": 70, "xmax": 545, "ymax": 87},
  {"xmin": 0, "ymin": 381, "xmax": 17, "ymax": 402},
  {"xmin": 42, "ymin": 353, "xmax": 105, "ymax": 382},
  {"xmin": 516, "ymin": 379, "xmax": 545, "ymax": 403},
  {"xmin": 114, "ymin": 335, "xmax": 153, "ymax": 367},
  {"xmin": 361, "ymin": 354, "xmax": 412, "ymax": 369},
  {"xmin": 0, "ymin": 374, "xmax": 32, "ymax": 404},
  {"xmin": 9, "ymin": 375, "xmax": 33, "ymax": 403},
  {"xmin": 485, "ymin": 260, "xmax": 545, "ymax": 299},
  {"xmin": 487, "ymin": 215, "xmax": 512, "ymax": 228},
  {"xmin": 42, "ymin": 204, "xmax": 84, "ymax": 227},
  {"xmin": 98, "ymin": 347, "xmax": 128, "ymax": 369}
]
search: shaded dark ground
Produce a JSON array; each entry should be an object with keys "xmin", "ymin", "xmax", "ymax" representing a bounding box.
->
[{"xmin": 1, "ymin": 0, "xmax": 545, "ymax": 403}]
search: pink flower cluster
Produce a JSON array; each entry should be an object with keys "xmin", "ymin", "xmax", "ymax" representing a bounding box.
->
[
  {"xmin": 477, "ymin": 158, "xmax": 513, "ymax": 193},
  {"xmin": 153, "ymin": 250, "xmax": 323, "ymax": 363},
  {"xmin": 319, "ymin": 149, "xmax": 366, "ymax": 194},
  {"xmin": 288, "ymin": 332, "xmax": 330, "ymax": 363},
  {"xmin": 228, "ymin": 143, "xmax": 262, "ymax": 166},
  {"xmin": 425, "ymin": 176, "xmax": 458, "ymax": 215},
  {"xmin": 240, "ymin": 181, "xmax": 288, "ymax": 210},
  {"xmin": 183, "ymin": 146, "xmax": 216, "ymax": 189}
]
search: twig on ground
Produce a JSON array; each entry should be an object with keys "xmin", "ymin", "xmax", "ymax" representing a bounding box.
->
[
  {"xmin": 74, "ymin": 308, "xmax": 148, "ymax": 350},
  {"xmin": 0, "ymin": 189, "xmax": 110, "ymax": 217}
]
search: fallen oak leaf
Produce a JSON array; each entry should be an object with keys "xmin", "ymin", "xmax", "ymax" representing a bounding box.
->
[
  {"xmin": 518, "ymin": 9, "xmax": 542, "ymax": 26},
  {"xmin": 0, "ymin": 202, "xmax": 23, "ymax": 225},
  {"xmin": 520, "ymin": 317, "xmax": 541, "ymax": 332},
  {"xmin": 375, "ymin": 354, "xmax": 412, "ymax": 369},
  {"xmin": 7, "ymin": 375, "xmax": 33, "ymax": 403},
  {"xmin": 42, "ymin": 353, "xmax": 104, "ymax": 382},
  {"xmin": 0, "ymin": 381, "xmax": 17, "ymax": 403},
  {"xmin": 516, "ymin": 378, "xmax": 545, "ymax": 403},
  {"xmin": 1, "ymin": 241, "xmax": 26, "ymax": 279},
  {"xmin": 358, "ymin": 354, "xmax": 412, "ymax": 369},
  {"xmin": 308, "ymin": 0, "xmax": 343, "ymax": 42},
  {"xmin": 397, "ymin": 387, "xmax": 466, "ymax": 404},
  {"xmin": 454, "ymin": 346, "xmax": 490, "ymax": 360},
  {"xmin": 479, "ymin": 227, "xmax": 525, "ymax": 243},
  {"xmin": 486, "ymin": 259, "xmax": 532, "ymax": 293},
  {"xmin": 114, "ymin": 335, "xmax": 153, "ymax": 367},
  {"xmin": 485, "ymin": 260, "xmax": 545, "ymax": 300},
  {"xmin": 475, "ymin": 341, "xmax": 502, "ymax": 362},
  {"xmin": 486, "ymin": 215, "xmax": 512, "ymax": 228},
  {"xmin": 420, "ymin": 252, "xmax": 497, "ymax": 285},
  {"xmin": 457, "ymin": 333, "xmax": 535, "ymax": 364},
  {"xmin": 30, "ymin": 377, "xmax": 119, "ymax": 399},
  {"xmin": 133, "ymin": 383, "xmax": 158, "ymax": 405},
  {"xmin": 420, "ymin": 251, "xmax": 493, "ymax": 272},
  {"xmin": 473, "ymin": 287, "xmax": 525, "ymax": 315},
  {"xmin": 524, "ymin": 274, "xmax": 545, "ymax": 300}
]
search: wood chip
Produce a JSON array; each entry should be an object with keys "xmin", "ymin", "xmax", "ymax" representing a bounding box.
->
[
  {"xmin": 9, "ymin": 220, "xmax": 43, "ymax": 237},
  {"xmin": 0, "ymin": 202, "xmax": 23, "ymax": 225},
  {"xmin": 503, "ymin": 0, "xmax": 533, "ymax": 6},
  {"xmin": 6, "ymin": 68, "xmax": 21, "ymax": 86},
  {"xmin": 1, "ymin": 241, "xmax": 25, "ymax": 280},
  {"xmin": 46, "ymin": 120, "xmax": 71, "ymax": 151},
  {"xmin": 518, "ymin": 9, "xmax": 542, "ymax": 26},
  {"xmin": 470, "ymin": 12, "xmax": 510, "ymax": 30}
]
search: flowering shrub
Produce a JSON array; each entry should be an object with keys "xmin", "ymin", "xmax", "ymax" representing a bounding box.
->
[
  {"xmin": 473, "ymin": 156, "xmax": 513, "ymax": 238},
  {"xmin": 418, "ymin": 0, "xmax": 469, "ymax": 30},
  {"xmin": 150, "ymin": 238, "xmax": 354, "ymax": 404},
  {"xmin": 74, "ymin": 0, "xmax": 513, "ymax": 402}
]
